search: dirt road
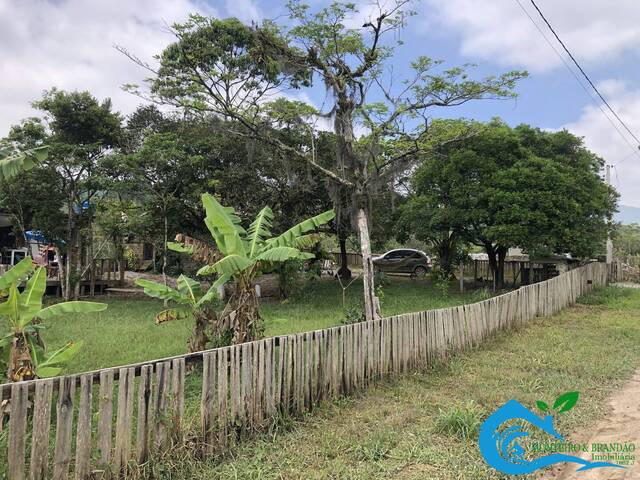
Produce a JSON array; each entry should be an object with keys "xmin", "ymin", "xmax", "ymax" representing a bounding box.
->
[{"xmin": 539, "ymin": 370, "xmax": 640, "ymax": 480}]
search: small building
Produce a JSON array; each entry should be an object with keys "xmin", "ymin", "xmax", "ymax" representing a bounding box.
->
[{"xmin": 469, "ymin": 248, "xmax": 581, "ymax": 286}]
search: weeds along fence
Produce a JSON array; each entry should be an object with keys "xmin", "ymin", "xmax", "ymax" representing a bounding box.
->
[{"xmin": 0, "ymin": 262, "xmax": 607, "ymax": 479}]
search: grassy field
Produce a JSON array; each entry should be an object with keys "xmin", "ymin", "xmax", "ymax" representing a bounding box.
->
[
  {"xmin": 135, "ymin": 286, "xmax": 640, "ymax": 480},
  {"xmin": 33, "ymin": 276, "xmax": 483, "ymax": 375}
]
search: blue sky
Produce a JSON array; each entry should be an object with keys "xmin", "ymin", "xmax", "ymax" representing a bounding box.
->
[{"xmin": 1, "ymin": 0, "xmax": 639, "ymax": 205}]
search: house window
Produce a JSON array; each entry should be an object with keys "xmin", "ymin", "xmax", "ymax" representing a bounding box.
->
[{"xmin": 142, "ymin": 243, "xmax": 154, "ymax": 261}]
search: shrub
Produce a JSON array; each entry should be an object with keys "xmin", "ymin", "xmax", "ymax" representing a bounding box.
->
[
  {"xmin": 125, "ymin": 247, "xmax": 142, "ymax": 271},
  {"xmin": 341, "ymin": 303, "xmax": 365, "ymax": 325},
  {"xmin": 434, "ymin": 401, "xmax": 483, "ymax": 440}
]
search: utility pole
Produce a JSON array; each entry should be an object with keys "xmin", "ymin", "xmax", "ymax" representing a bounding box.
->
[{"xmin": 606, "ymin": 164, "xmax": 613, "ymax": 265}]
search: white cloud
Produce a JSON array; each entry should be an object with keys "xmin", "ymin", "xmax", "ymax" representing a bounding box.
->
[
  {"xmin": 424, "ymin": 0, "xmax": 640, "ymax": 73},
  {"xmin": 0, "ymin": 0, "xmax": 219, "ymax": 136},
  {"xmin": 563, "ymin": 80, "xmax": 640, "ymax": 207},
  {"xmin": 225, "ymin": 0, "xmax": 262, "ymax": 22}
]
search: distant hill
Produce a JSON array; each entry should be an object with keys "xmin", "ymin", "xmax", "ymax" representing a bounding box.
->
[{"xmin": 615, "ymin": 205, "xmax": 640, "ymax": 224}]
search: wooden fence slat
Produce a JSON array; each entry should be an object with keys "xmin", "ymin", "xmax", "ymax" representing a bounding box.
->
[
  {"xmin": 171, "ymin": 357, "xmax": 185, "ymax": 443},
  {"xmin": 8, "ymin": 382, "xmax": 28, "ymax": 480},
  {"xmin": 264, "ymin": 339, "xmax": 275, "ymax": 417},
  {"xmin": 304, "ymin": 332, "xmax": 312, "ymax": 409},
  {"xmin": 217, "ymin": 347, "xmax": 229, "ymax": 447},
  {"xmin": 282, "ymin": 336, "xmax": 293, "ymax": 412},
  {"xmin": 74, "ymin": 375, "xmax": 93, "ymax": 480},
  {"xmin": 275, "ymin": 337, "xmax": 285, "ymax": 411},
  {"xmin": 152, "ymin": 362, "xmax": 170, "ymax": 451},
  {"xmin": 239, "ymin": 344, "xmax": 249, "ymax": 428},
  {"xmin": 114, "ymin": 367, "xmax": 135, "ymax": 474},
  {"xmin": 53, "ymin": 376, "xmax": 76, "ymax": 480},
  {"xmin": 230, "ymin": 346, "xmax": 241, "ymax": 425},
  {"xmin": 201, "ymin": 351, "xmax": 216, "ymax": 454},
  {"xmin": 136, "ymin": 365, "xmax": 153, "ymax": 464},
  {"xmin": 29, "ymin": 379, "xmax": 54, "ymax": 480},
  {"xmin": 256, "ymin": 340, "xmax": 265, "ymax": 424},
  {"xmin": 97, "ymin": 370, "xmax": 114, "ymax": 471}
]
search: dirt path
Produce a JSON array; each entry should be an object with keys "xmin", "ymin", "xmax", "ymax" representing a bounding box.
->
[{"xmin": 539, "ymin": 370, "xmax": 640, "ymax": 480}]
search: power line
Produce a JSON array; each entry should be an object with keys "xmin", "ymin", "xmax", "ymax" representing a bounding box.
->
[
  {"xmin": 512, "ymin": 0, "xmax": 640, "ymax": 165},
  {"xmin": 514, "ymin": 0, "xmax": 640, "ymax": 160},
  {"xmin": 528, "ymin": 0, "xmax": 640, "ymax": 147}
]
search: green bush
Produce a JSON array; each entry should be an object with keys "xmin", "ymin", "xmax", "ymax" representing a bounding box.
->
[
  {"xmin": 341, "ymin": 303, "xmax": 365, "ymax": 325},
  {"xmin": 434, "ymin": 401, "xmax": 483, "ymax": 440}
]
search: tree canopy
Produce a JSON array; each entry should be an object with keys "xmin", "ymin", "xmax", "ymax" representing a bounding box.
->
[
  {"xmin": 399, "ymin": 119, "xmax": 616, "ymax": 287},
  {"xmin": 123, "ymin": 0, "xmax": 527, "ymax": 320}
]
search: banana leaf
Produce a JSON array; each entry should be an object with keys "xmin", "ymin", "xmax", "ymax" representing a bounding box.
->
[
  {"xmin": 0, "ymin": 257, "xmax": 35, "ymax": 293},
  {"xmin": 197, "ymin": 254, "xmax": 253, "ymax": 278},
  {"xmin": 247, "ymin": 206, "xmax": 274, "ymax": 258},
  {"xmin": 37, "ymin": 301, "xmax": 107, "ymax": 321},
  {"xmin": 257, "ymin": 246, "xmax": 314, "ymax": 262},
  {"xmin": 176, "ymin": 275, "xmax": 202, "ymax": 302},
  {"xmin": 135, "ymin": 279, "xmax": 188, "ymax": 304},
  {"xmin": 19, "ymin": 267, "xmax": 47, "ymax": 326},
  {"xmin": 202, "ymin": 193, "xmax": 247, "ymax": 256},
  {"xmin": 266, "ymin": 210, "xmax": 335, "ymax": 249}
]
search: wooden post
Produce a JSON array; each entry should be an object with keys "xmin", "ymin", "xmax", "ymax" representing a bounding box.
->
[
  {"xmin": 74, "ymin": 375, "xmax": 93, "ymax": 480},
  {"xmin": 90, "ymin": 259, "xmax": 96, "ymax": 297},
  {"xmin": 53, "ymin": 377, "xmax": 76, "ymax": 480},
  {"xmin": 136, "ymin": 365, "xmax": 153, "ymax": 464},
  {"xmin": 473, "ymin": 260, "xmax": 478, "ymax": 288},
  {"xmin": 529, "ymin": 261, "xmax": 535, "ymax": 285},
  {"xmin": 98, "ymin": 370, "xmax": 114, "ymax": 471},
  {"xmin": 30, "ymin": 380, "xmax": 54, "ymax": 480},
  {"xmin": 8, "ymin": 383, "xmax": 28, "ymax": 480}
]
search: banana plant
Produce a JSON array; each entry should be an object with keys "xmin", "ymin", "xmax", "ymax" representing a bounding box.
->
[
  {"xmin": 136, "ymin": 275, "xmax": 222, "ymax": 353},
  {"xmin": 0, "ymin": 262, "xmax": 107, "ymax": 381},
  {"xmin": 169, "ymin": 193, "xmax": 334, "ymax": 344},
  {"xmin": 0, "ymin": 142, "xmax": 48, "ymax": 181},
  {"xmin": 0, "ymin": 257, "xmax": 35, "ymax": 296}
]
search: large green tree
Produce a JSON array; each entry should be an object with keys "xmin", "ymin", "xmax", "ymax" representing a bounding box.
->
[
  {"xmin": 406, "ymin": 119, "xmax": 616, "ymax": 288},
  {"xmin": 123, "ymin": 3, "xmax": 526, "ymax": 320},
  {"xmin": 5, "ymin": 90, "xmax": 123, "ymax": 299},
  {"xmin": 105, "ymin": 107, "xmax": 332, "ymax": 285}
]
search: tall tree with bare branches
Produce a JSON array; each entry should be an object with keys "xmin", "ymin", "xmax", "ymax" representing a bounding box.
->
[{"xmin": 122, "ymin": 1, "xmax": 526, "ymax": 321}]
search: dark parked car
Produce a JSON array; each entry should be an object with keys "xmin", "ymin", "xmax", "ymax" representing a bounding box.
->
[{"xmin": 372, "ymin": 249, "xmax": 431, "ymax": 276}]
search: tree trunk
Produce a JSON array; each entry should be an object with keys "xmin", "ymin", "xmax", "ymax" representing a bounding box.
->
[
  {"xmin": 496, "ymin": 246, "xmax": 508, "ymax": 290},
  {"xmin": 73, "ymin": 236, "xmax": 82, "ymax": 300},
  {"xmin": 223, "ymin": 275, "xmax": 261, "ymax": 344},
  {"xmin": 162, "ymin": 209, "xmax": 168, "ymax": 308},
  {"xmin": 62, "ymin": 198, "xmax": 74, "ymax": 301},
  {"xmin": 436, "ymin": 232, "xmax": 458, "ymax": 277},
  {"xmin": 337, "ymin": 236, "xmax": 352, "ymax": 279},
  {"xmin": 485, "ymin": 242, "xmax": 498, "ymax": 291},
  {"xmin": 356, "ymin": 208, "xmax": 380, "ymax": 322},
  {"xmin": 484, "ymin": 242, "xmax": 508, "ymax": 290},
  {"xmin": 118, "ymin": 248, "xmax": 126, "ymax": 286},
  {"xmin": 7, "ymin": 336, "xmax": 36, "ymax": 382},
  {"xmin": 187, "ymin": 311, "xmax": 211, "ymax": 353}
]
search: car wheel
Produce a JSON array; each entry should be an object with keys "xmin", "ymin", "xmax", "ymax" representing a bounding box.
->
[{"xmin": 413, "ymin": 266, "xmax": 428, "ymax": 277}]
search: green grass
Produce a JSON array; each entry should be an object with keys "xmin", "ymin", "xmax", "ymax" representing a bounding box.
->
[
  {"xmin": 133, "ymin": 286, "xmax": 640, "ymax": 479},
  {"xmin": 24, "ymin": 276, "xmax": 479, "ymax": 375}
]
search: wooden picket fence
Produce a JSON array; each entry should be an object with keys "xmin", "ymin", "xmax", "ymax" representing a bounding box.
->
[{"xmin": 0, "ymin": 262, "xmax": 607, "ymax": 479}]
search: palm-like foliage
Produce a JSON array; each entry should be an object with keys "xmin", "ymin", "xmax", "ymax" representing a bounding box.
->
[
  {"xmin": 136, "ymin": 275, "xmax": 222, "ymax": 352},
  {"xmin": 187, "ymin": 193, "xmax": 335, "ymax": 286},
  {"xmin": 0, "ymin": 259, "xmax": 107, "ymax": 381},
  {"xmin": 0, "ymin": 143, "xmax": 48, "ymax": 181},
  {"xmin": 168, "ymin": 193, "xmax": 335, "ymax": 344}
]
